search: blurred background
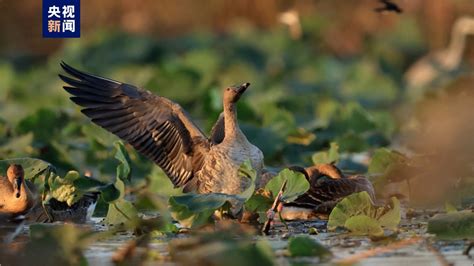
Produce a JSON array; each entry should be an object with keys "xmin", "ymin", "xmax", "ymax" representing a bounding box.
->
[{"xmin": 1, "ymin": 0, "xmax": 474, "ymax": 206}]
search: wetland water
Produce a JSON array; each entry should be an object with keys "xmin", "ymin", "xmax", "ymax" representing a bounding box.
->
[{"xmin": 79, "ymin": 217, "xmax": 474, "ymax": 265}]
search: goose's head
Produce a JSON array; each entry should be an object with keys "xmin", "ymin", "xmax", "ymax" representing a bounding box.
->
[
  {"xmin": 454, "ymin": 16, "xmax": 474, "ymax": 35},
  {"xmin": 223, "ymin": 82, "xmax": 250, "ymax": 104},
  {"xmin": 7, "ymin": 164, "xmax": 24, "ymax": 198},
  {"xmin": 288, "ymin": 163, "xmax": 343, "ymax": 184},
  {"xmin": 305, "ymin": 164, "xmax": 343, "ymax": 180}
]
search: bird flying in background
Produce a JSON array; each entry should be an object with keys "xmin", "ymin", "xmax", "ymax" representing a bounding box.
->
[{"xmin": 375, "ymin": 0, "xmax": 403, "ymax": 14}]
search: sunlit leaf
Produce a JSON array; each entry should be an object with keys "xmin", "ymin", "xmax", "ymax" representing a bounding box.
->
[
  {"xmin": 105, "ymin": 199, "xmax": 139, "ymax": 228},
  {"xmin": 237, "ymin": 159, "xmax": 257, "ymax": 201},
  {"xmin": 344, "ymin": 215, "xmax": 384, "ymax": 237},
  {"xmin": 114, "ymin": 141, "xmax": 131, "ymax": 182},
  {"xmin": 49, "ymin": 171, "xmax": 82, "ymax": 206},
  {"xmin": 378, "ymin": 197, "xmax": 401, "ymax": 230},
  {"xmin": 244, "ymin": 168, "xmax": 307, "ymax": 222},
  {"xmin": 444, "ymin": 202, "xmax": 458, "ymax": 213},
  {"xmin": 328, "ymin": 191, "xmax": 374, "ymax": 229},
  {"xmin": 244, "ymin": 191, "xmax": 273, "ymax": 213},
  {"xmin": 328, "ymin": 191, "xmax": 401, "ymax": 236},
  {"xmin": 265, "ymin": 168, "xmax": 309, "ymax": 202}
]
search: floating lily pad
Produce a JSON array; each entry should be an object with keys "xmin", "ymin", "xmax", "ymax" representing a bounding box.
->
[
  {"xmin": 344, "ymin": 215, "xmax": 384, "ymax": 237},
  {"xmin": 427, "ymin": 211, "xmax": 474, "ymax": 240},
  {"xmin": 105, "ymin": 199, "xmax": 139, "ymax": 228},
  {"xmin": 288, "ymin": 235, "xmax": 332, "ymax": 258},
  {"xmin": 328, "ymin": 191, "xmax": 401, "ymax": 236}
]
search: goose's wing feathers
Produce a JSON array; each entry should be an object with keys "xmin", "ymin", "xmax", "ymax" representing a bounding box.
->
[
  {"xmin": 309, "ymin": 176, "xmax": 375, "ymax": 202},
  {"xmin": 288, "ymin": 175, "xmax": 375, "ymax": 210},
  {"xmin": 59, "ymin": 62, "xmax": 208, "ymax": 187},
  {"xmin": 209, "ymin": 112, "xmax": 225, "ymax": 144}
]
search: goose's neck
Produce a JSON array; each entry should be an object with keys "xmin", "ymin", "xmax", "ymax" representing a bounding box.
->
[
  {"xmin": 223, "ymin": 102, "xmax": 243, "ymax": 141},
  {"xmin": 5, "ymin": 179, "xmax": 33, "ymax": 213},
  {"xmin": 444, "ymin": 27, "xmax": 467, "ymax": 68},
  {"xmin": 11, "ymin": 180, "xmax": 32, "ymax": 201}
]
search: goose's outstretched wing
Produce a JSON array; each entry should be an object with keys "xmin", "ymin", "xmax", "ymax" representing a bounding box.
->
[
  {"xmin": 209, "ymin": 112, "xmax": 225, "ymax": 144},
  {"xmin": 59, "ymin": 62, "xmax": 209, "ymax": 187}
]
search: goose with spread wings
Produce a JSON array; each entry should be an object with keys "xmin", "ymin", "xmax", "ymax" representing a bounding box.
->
[{"xmin": 59, "ymin": 62, "xmax": 264, "ymax": 195}]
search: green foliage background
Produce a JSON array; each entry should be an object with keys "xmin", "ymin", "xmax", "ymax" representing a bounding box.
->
[{"xmin": 0, "ymin": 22, "xmax": 413, "ymax": 188}]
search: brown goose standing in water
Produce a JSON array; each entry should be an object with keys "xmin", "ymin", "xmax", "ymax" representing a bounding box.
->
[
  {"xmin": 0, "ymin": 165, "xmax": 36, "ymax": 221},
  {"xmin": 285, "ymin": 163, "xmax": 375, "ymax": 214},
  {"xmin": 59, "ymin": 62, "xmax": 264, "ymax": 195}
]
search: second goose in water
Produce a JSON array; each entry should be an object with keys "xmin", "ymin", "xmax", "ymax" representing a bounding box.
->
[{"xmin": 286, "ymin": 163, "xmax": 375, "ymax": 213}]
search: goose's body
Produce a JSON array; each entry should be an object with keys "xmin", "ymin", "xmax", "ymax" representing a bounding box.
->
[
  {"xmin": 60, "ymin": 62, "xmax": 263, "ymax": 196},
  {"xmin": 0, "ymin": 165, "xmax": 36, "ymax": 221},
  {"xmin": 193, "ymin": 137, "xmax": 263, "ymax": 194}
]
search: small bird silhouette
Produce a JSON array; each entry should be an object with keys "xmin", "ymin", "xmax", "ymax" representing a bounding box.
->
[{"xmin": 375, "ymin": 0, "xmax": 402, "ymax": 14}]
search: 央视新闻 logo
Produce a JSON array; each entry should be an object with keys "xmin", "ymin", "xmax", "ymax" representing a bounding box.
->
[{"xmin": 43, "ymin": 0, "xmax": 80, "ymax": 38}]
